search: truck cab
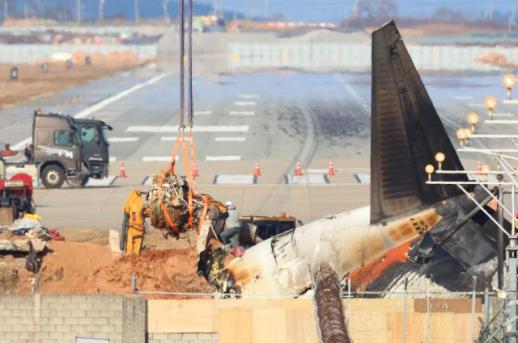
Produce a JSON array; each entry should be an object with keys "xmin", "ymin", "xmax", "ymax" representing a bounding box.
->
[
  {"xmin": 75, "ymin": 119, "xmax": 112, "ymax": 179},
  {"xmin": 23, "ymin": 111, "xmax": 112, "ymax": 188}
]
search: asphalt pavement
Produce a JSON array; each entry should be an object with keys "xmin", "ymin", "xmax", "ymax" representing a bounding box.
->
[{"xmin": 0, "ymin": 65, "xmax": 511, "ymax": 229}]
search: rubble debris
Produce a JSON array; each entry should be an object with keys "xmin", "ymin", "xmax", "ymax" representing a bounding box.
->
[{"xmin": 148, "ymin": 172, "xmax": 227, "ymax": 243}]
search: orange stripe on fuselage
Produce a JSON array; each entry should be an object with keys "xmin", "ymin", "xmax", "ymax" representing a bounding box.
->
[{"xmin": 349, "ymin": 240, "xmax": 413, "ymax": 291}]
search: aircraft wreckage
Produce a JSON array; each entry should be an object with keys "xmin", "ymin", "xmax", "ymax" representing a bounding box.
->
[{"xmin": 124, "ymin": 21, "xmax": 502, "ymax": 299}]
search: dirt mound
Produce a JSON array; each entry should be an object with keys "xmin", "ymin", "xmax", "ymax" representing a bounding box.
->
[
  {"xmin": 9, "ymin": 241, "xmax": 211, "ymax": 297},
  {"xmin": 92, "ymin": 248, "xmax": 212, "ymax": 296}
]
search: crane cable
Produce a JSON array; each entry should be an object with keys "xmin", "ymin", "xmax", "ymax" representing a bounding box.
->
[{"xmin": 165, "ymin": 0, "xmax": 197, "ymax": 232}]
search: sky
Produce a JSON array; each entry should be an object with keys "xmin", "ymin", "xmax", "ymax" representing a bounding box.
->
[
  {"xmin": 197, "ymin": 0, "xmax": 518, "ymax": 22},
  {"xmin": 8, "ymin": 0, "xmax": 518, "ymax": 23}
]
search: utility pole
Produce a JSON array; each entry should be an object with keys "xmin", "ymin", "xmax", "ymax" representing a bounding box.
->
[
  {"xmin": 3, "ymin": 0, "xmax": 7, "ymax": 22},
  {"xmin": 134, "ymin": 0, "xmax": 140, "ymax": 24},
  {"xmin": 76, "ymin": 0, "xmax": 81, "ymax": 24},
  {"xmin": 162, "ymin": 0, "xmax": 169, "ymax": 23},
  {"xmin": 99, "ymin": 0, "xmax": 105, "ymax": 23}
]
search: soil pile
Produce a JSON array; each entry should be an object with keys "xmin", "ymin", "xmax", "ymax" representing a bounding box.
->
[{"xmin": 5, "ymin": 241, "xmax": 210, "ymax": 297}]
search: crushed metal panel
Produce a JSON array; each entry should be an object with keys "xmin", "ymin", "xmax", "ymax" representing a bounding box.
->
[{"xmin": 370, "ymin": 21, "xmax": 467, "ymax": 224}]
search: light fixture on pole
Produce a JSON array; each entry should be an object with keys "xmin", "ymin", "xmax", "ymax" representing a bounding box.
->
[
  {"xmin": 425, "ymin": 164, "xmax": 435, "ymax": 182},
  {"xmin": 502, "ymin": 73, "xmax": 517, "ymax": 100},
  {"xmin": 455, "ymin": 128, "xmax": 467, "ymax": 146},
  {"xmin": 466, "ymin": 111, "xmax": 480, "ymax": 132},
  {"xmin": 484, "ymin": 95, "xmax": 498, "ymax": 119},
  {"xmin": 435, "ymin": 152, "xmax": 446, "ymax": 170}
]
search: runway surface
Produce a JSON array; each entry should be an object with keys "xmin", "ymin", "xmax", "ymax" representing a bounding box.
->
[{"xmin": 0, "ymin": 65, "xmax": 513, "ymax": 229}]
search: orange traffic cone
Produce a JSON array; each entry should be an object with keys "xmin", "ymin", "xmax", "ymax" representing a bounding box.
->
[
  {"xmin": 254, "ymin": 162, "xmax": 261, "ymax": 177},
  {"xmin": 191, "ymin": 163, "xmax": 200, "ymax": 179},
  {"xmin": 119, "ymin": 163, "xmax": 127, "ymax": 178},
  {"xmin": 327, "ymin": 161, "xmax": 336, "ymax": 176},
  {"xmin": 295, "ymin": 161, "xmax": 303, "ymax": 176}
]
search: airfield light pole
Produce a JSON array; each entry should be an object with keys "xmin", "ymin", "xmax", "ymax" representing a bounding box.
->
[
  {"xmin": 503, "ymin": 74, "xmax": 517, "ymax": 100},
  {"xmin": 484, "ymin": 95, "xmax": 498, "ymax": 120}
]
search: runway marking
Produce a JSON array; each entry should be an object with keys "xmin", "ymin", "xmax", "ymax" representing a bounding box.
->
[
  {"xmin": 142, "ymin": 156, "xmax": 178, "ymax": 162},
  {"xmin": 109, "ymin": 137, "xmax": 139, "ymax": 143},
  {"xmin": 214, "ymin": 174, "xmax": 256, "ymax": 184},
  {"xmin": 285, "ymin": 174, "xmax": 329, "ymax": 185},
  {"xmin": 492, "ymin": 112, "xmax": 514, "ymax": 117},
  {"xmin": 127, "ymin": 125, "xmax": 249, "ymax": 133},
  {"xmin": 354, "ymin": 173, "xmax": 371, "ymax": 184},
  {"xmin": 453, "ymin": 96, "xmax": 473, "ymax": 100},
  {"xmin": 468, "ymin": 103, "xmax": 485, "ymax": 108},
  {"xmin": 504, "ymin": 99, "xmax": 518, "ymax": 105},
  {"xmin": 233, "ymin": 101, "xmax": 256, "ymax": 106},
  {"xmin": 214, "ymin": 137, "xmax": 247, "ymax": 142},
  {"xmin": 238, "ymin": 94, "xmax": 259, "ymax": 99},
  {"xmin": 160, "ymin": 136, "xmax": 192, "ymax": 141},
  {"xmin": 194, "ymin": 110, "xmax": 212, "ymax": 116},
  {"xmin": 205, "ymin": 155, "xmax": 242, "ymax": 161},
  {"xmin": 229, "ymin": 111, "xmax": 255, "ymax": 116},
  {"xmin": 86, "ymin": 176, "xmax": 118, "ymax": 187},
  {"xmin": 12, "ymin": 73, "xmax": 169, "ymax": 151}
]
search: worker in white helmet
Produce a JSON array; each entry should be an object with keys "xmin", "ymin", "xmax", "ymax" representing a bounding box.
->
[{"xmin": 220, "ymin": 200, "xmax": 241, "ymax": 247}]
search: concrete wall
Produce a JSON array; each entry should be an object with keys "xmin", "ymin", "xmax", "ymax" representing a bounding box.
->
[
  {"xmin": 0, "ymin": 295, "xmax": 482, "ymax": 343},
  {"xmin": 0, "ymin": 44, "xmax": 157, "ymax": 63},
  {"xmin": 0, "ymin": 295, "xmax": 146, "ymax": 343},
  {"xmin": 147, "ymin": 298, "xmax": 482, "ymax": 343}
]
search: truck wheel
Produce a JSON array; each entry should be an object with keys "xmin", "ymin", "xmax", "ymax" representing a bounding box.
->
[{"xmin": 41, "ymin": 165, "xmax": 65, "ymax": 189}]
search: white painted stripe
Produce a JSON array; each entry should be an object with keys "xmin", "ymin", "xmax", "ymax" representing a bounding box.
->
[
  {"xmin": 306, "ymin": 169, "xmax": 328, "ymax": 174},
  {"xmin": 234, "ymin": 101, "xmax": 256, "ymax": 106},
  {"xmin": 354, "ymin": 173, "xmax": 371, "ymax": 184},
  {"xmin": 109, "ymin": 156, "xmax": 117, "ymax": 162},
  {"xmin": 468, "ymin": 103, "xmax": 485, "ymax": 108},
  {"xmin": 214, "ymin": 137, "xmax": 247, "ymax": 142},
  {"xmin": 205, "ymin": 155, "xmax": 241, "ymax": 161},
  {"xmin": 285, "ymin": 174, "xmax": 329, "ymax": 185},
  {"xmin": 229, "ymin": 111, "xmax": 255, "ymax": 116},
  {"xmin": 86, "ymin": 176, "xmax": 117, "ymax": 187},
  {"xmin": 194, "ymin": 110, "xmax": 212, "ymax": 116},
  {"xmin": 214, "ymin": 174, "xmax": 256, "ymax": 184},
  {"xmin": 492, "ymin": 112, "xmax": 513, "ymax": 117},
  {"xmin": 12, "ymin": 73, "xmax": 169, "ymax": 151},
  {"xmin": 160, "ymin": 136, "xmax": 192, "ymax": 141},
  {"xmin": 142, "ymin": 156, "xmax": 178, "ymax": 162},
  {"xmin": 453, "ymin": 96, "xmax": 473, "ymax": 100},
  {"xmin": 504, "ymin": 99, "xmax": 518, "ymax": 104},
  {"xmin": 127, "ymin": 125, "xmax": 249, "ymax": 133},
  {"xmin": 109, "ymin": 137, "xmax": 139, "ymax": 143},
  {"xmin": 238, "ymin": 94, "xmax": 259, "ymax": 99}
]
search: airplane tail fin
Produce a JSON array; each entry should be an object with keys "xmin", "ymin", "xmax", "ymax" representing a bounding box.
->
[{"xmin": 370, "ymin": 21, "xmax": 468, "ymax": 224}]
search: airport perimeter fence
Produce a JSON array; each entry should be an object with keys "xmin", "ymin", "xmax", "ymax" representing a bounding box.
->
[
  {"xmin": 229, "ymin": 42, "xmax": 518, "ymax": 71},
  {"xmin": 0, "ymin": 44, "xmax": 157, "ymax": 63}
]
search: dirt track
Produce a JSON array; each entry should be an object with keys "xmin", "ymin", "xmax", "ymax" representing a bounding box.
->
[{"xmin": 0, "ymin": 51, "xmax": 151, "ymax": 110}]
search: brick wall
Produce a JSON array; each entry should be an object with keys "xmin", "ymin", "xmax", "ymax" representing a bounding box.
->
[
  {"xmin": 147, "ymin": 333, "xmax": 219, "ymax": 342},
  {"xmin": 0, "ymin": 295, "xmax": 146, "ymax": 343}
]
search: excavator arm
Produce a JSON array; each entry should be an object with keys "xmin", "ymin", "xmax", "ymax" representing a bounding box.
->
[{"xmin": 121, "ymin": 190, "xmax": 151, "ymax": 256}]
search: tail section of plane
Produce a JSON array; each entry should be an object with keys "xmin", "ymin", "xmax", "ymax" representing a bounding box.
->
[{"xmin": 370, "ymin": 21, "xmax": 468, "ymax": 224}]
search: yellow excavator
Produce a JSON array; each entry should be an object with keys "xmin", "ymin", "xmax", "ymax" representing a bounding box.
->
[{"xmin": 120, "ymin": 190, "xmax": 151, "ymax": 256}]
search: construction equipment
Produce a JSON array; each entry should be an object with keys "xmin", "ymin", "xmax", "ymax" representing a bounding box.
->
[
  {"xmin": 120, "ymin": 190, "xmax": 150, "ymax": 256},
  {"xmin": 4, "ymin": 110, "xmax": 112, "ymax": 189},
  {"xmin": 0, "ymin": 157, "xmax": 34, "ymax": 225}
]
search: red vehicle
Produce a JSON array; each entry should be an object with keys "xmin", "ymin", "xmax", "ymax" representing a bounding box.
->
[{"xmin": 0, "ymin": 158, "xmax": 34, "ymax": 224}]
